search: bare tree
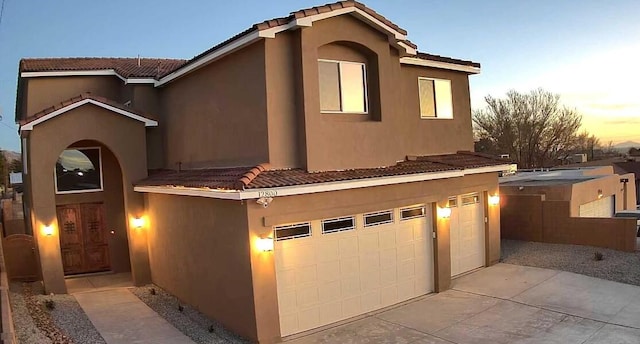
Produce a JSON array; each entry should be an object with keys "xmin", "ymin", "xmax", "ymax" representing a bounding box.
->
[{"xmin": 473, "ymin": 89, "xmax": 583, "ymax": 168}]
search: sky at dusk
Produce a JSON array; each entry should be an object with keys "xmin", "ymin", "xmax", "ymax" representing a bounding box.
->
[{"xmin": 0, "ymin": 0, "xmax": 639, "ymax": 152}]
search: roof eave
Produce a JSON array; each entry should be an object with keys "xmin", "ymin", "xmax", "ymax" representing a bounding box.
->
[
  {"xmin": 399, "ymin": 57, "xmax": 481, "ymax": 74},
  {"xmin": 134, "ymin": 164, "xmax": 513, "ymax": 200},
  {"xmin": 20, "ymin": 98, "xmax": 158, "ymax": 132}
]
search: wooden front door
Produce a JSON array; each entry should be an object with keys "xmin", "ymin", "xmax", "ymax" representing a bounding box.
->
[{"xmin": 56, "ymin": 203, "xmax": 110, "ymax": 275}]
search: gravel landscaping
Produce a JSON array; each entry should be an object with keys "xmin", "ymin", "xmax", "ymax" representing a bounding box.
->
[
  {"xmin": 9, "ymin": 282, "xmax": 105, "ymax": 344},
  {"xmin": 131, "ymin": 285, "xmax": 248, "ymax": 344},
  {"xmin": 501, "ymin": 239, "xmax": 640, "ymax": 286}
]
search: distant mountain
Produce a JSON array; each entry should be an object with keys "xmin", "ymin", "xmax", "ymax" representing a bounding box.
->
[
  {"xmin": 1, "ymin": 150, "xmax": 20, "ymax": 162},
  {"xmin": 614, "ymin": 141, "xmax": 640, "ymax": 149}
]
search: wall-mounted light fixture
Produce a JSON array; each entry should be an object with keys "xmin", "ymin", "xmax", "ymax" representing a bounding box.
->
[
  {"xmin": 256, "ymin": 236, "xmax": 274, "ymax": 252},
  {"xmin": 42, "ymin": 225, "xmax": 54, "ymax": 236},
  {"xmin": 437, "ymin": 206, "xmax": 452, "ymax": 219},
  {"xmin": 132, "ymin": 217, "xmax": 145, "ymax": 229},
  {"xmin": 597, "ymin": 189, "xmax": 603, "ymax": 199},
  {"xmin": 488, "ymin": 195, "xmax": 500, "ymax": 206}
]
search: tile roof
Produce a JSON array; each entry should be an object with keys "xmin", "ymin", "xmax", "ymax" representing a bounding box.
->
[
  {"xmin": 19, "ymin": 2, "xmax": 479, "ymax": 81},
  {"xmin": 414, "ymin": 52, "xmax": 481, "ymax": 68},
  {"xmin": 20, "ymin": 57, "xmax": 187, "ymax": 79},
  {"xmin": 20, "ymin": 93, "xmax": 155, "ymax": 125},
  {"xmin": 137, "ymin": 152, "xmax": 510, "ymax": 191}
]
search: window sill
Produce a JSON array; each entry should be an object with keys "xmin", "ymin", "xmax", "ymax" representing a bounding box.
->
[
  {"xmin": 420, "ymin": 116, "xmax": 454, "ymax": 120},
  {"xmin": 321, "ymin": 113, "xmax": 373, "ymax": 122}
]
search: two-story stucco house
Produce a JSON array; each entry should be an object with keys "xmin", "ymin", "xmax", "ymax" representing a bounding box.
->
[{"xmin": 15, "ymin": 1, "xmax": 511, "ymax": 342}]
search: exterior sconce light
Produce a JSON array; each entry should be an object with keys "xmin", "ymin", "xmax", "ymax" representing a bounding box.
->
[
  {"xmin": 132, "ymin": 217, "xmax": 145, "ymax": 229},
  {"xmin": 43, "ymin": 225, "xmax": 55, "ymax": 236},
  {"xmin": 437, "ymin": 207, "xmax": 452, "ymax": 219},
  {"xmin": 597, "ymin": 189, "xmax": 603, "ymax": 199},
  {"xmin": 257, "ymin": 236, "xmax": 274, "ymax": 252},
  {"xmin": 488, "ymin": 195, "xmax": 500, "ymax": 206}
]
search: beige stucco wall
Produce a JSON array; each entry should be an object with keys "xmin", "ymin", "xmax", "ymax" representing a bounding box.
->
[
  {"xmin": 276, "ymin": 15, "xmax": 476, "ymax": 172},
  {"xmin": 569, "ymin": 174, "xmax": 635, "ymax": 216},
  {"xmin": 144, "ymin": 194, "xmax": 258, "ymax": 341},
  {"xmin": 26, "ymin": 104, "xmax": 151, "ymax": 293},
  {"xmin": 160, "ymin": 41, "xmax": 269, "ymax": 170},
  {"xmin": 25, "ymin": 76, "xmax": 122, "ymax": 118}
]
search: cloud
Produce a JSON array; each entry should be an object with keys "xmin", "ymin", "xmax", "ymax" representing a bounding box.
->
[{"xmin": 603, "ymin": 118, "xmax": 640, "ymax": 125}]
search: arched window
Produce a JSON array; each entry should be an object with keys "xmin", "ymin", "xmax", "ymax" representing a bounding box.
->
[
  {"xmin": 317, "ymin": 41, "xmax": 377, "ymax": 116},
  {"xmin": 55, "ymin": 147, "xmax": 103, "ymax": 193}
]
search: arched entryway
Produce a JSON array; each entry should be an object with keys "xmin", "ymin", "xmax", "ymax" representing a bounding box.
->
[
  {"xmin": 24, "ymin": 100, "xmax": 153, "ymax": 294},
  {"xmin": 54, "ymin": 140, "xmax": 132, "ymax": 276}
]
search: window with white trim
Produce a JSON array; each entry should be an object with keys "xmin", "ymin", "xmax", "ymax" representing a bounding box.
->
[
  {"xmin": 418, "ymin": 77, "xmax": 453, "ymax": 119},
  {"xmin": 55, "ymin": 148, "xmax": 103, "ymax": 194},
  {"xmin": 448, "ymin": 197, "xmax": 458, "ymax": 208},
  {"xmin": 364, "ymin": 210, "xmax": 394, "ymax": 227},
  {"xmin": 462, "ymin": 193, "xmax": 480, "ymax": 206},
  {"xmin": 400, "ymin": 206, "xmax": 426, "ymax": 221},
  {"xmin": 318, "ymin": 59, "xmax": 367, "ymax": 113},
  {"xmin": 322, "ymin": 216, "xmax": 355, "ymax": 234},
  {"xmin": 274, "ymin": 222, "xmax": 311, "ymax": 241}
]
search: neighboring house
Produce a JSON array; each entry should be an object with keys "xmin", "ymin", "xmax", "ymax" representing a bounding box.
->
[
  {"xmin": 563, "ymin": 157, "xmax": 640, "ymax": 207},
  {"xmin": 15, "ymin": 1, "xmax": 512, "ymax": 342},
  {"xmin": 500, "ymin": 166, "xmax": 637, "ymax": 252}
]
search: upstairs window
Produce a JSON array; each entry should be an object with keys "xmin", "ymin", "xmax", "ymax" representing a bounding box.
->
[
  {"xmin": 418, "ymin": 77, "xmax": 453, "ymax": 119},
  {"xmin": 318, "ymin": 60, "xmax": 367, "ymax": 114}
]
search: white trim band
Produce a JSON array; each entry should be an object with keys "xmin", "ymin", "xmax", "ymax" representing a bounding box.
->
[
  {"xmin": 20, "ymin": 98, "xmax": 158, "ymax": 131},
  {"xmin": 134, "ymin": 164, "xmax": 513, "ymax": 200},
  {"xmin": 400, "ymin": 57, "xmax": 481, "ymax": 74},
  {"xmin": 20, "ymin": 70, "xmax": 159, "ymax": 84}
]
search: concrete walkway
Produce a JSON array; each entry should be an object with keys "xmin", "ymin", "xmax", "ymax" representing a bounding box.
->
[
  {"xmin": 287, "ymin": 263, "xmax": 640, "ymax": 343},
  {"xmin": 74, "ymin": 288, "xmax": 195, "ymax": 344}
]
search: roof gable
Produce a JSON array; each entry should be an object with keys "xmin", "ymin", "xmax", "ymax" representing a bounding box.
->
[{"xmin": 20, "ymin": 93, "xmax": 158, "ymax": 131}]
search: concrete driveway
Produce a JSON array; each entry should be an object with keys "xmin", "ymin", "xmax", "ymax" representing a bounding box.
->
[{"xmin": 286, "ymin": 263, "xmax": 640, "ymax": 343}]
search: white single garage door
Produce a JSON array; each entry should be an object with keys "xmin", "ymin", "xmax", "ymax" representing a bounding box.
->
[
  {"xmin": 449, "ymin": 193, "xmax": 485, "ymax": 277},
  {"xmin": 579, "ymin": 196, "xmax": 614, "ymax": 218},
  {"xmin": 274, "ymin": 205, "xmax": 434, "ymax": 336}
]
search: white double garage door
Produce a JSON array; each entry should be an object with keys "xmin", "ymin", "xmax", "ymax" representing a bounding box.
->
[{"xmin": 274, "ymin": 194, "xmax": 485, "ymax": 336}]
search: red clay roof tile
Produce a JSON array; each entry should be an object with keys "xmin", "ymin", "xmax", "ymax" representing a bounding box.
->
[
  {"xmin": 20, "ymin": 57, "xmax": 187, "ymax": 79},
  {"xmin": 136, "ymin": 152, "xmax": 509, "ymax": 191},
  {"xmin": 19, "ymin": 2, "xmax": 479, "ymax": 80}
]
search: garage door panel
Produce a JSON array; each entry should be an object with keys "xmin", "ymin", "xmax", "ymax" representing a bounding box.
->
[
  {"xmin": 359, "ymin": 253, "xmax": 380, "ymax": 272},
  {"xmin": 579, "ymin": 196, "xmax": 614, "ymax": 218},
  {"xmin": 397, "ymin": 244, "xmax": 415, "ymax": 261},
  {"xmin": 381, "ymin": 285, "xmax": 398, "ymax": 306},
  {"xmin": 450, "ymin": 194, "xmax": 485, "ymax": 277},
  {"xmin": 396, "ymin": 225, "xmax": 414, "ymax": 243},
  {"xmin": 297, "ymin": 287, "xmax": 320, "ymax": 307},
  {"xmin": 380, "ymin": 248, "xmax": 397, "ymax": 268},
  {"xmin": 317, "ymin": 261, "xmax": 340, "ymax": 283},
  {"xmin": 360, "ymin": 271, "xmax": 380, "ymax": 291},
  {"xmin": 361, "ymin": 290, "xmax": 381, "ymax": 312},
  {"xmin": 298, "ymin": 307, "xmax": 320, "ymax": 331},
  {"xmin": 276, "ymin": 208, "xmax": 434, "ymax": 337},
  {"xmin": 295, "ymin": 266, "xmax": 318, "ymax": 285},
  {"xmin": 340, "ymin": 257, "xmax": 359, "ymax": 276},
  {"xmin": 339, "ymin": 237, "xmax": 358, "ymax": 257},
  {"xmin": 318, "ymin": 281, "xmax": 341, "ymax": 302},
  {"xmin": 319, "ymin": 301, "xmax": 342, "ymax": 324},
  {"xmin": 380, "ymin": 267, "xmax": 397, "ymax": 286},
  {"xmin": 398, "ymin": 261, "xmax": 416, "ymax": 280},
  {"xmin": 360, "ymin": 233, "xmax": 380, "ymax": 253},
  {"xmin": 379, "ymin": 230, "xmax": 396, "ymax": 249},
  {"xmin": 316, "ymin": 240, "xmax": 340, "ymax": 263},
  {"xmin": 280, "ymin": 313, "xmax": 298, "ymax": 336},
  {"xmin": 341, "ymin": 276, "xmax": 361, "ymax": 297}
]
